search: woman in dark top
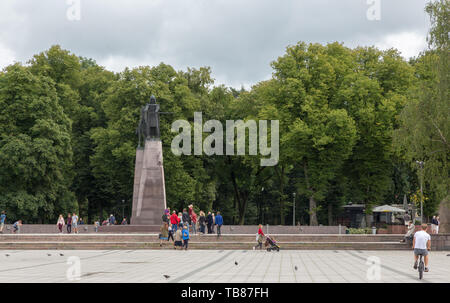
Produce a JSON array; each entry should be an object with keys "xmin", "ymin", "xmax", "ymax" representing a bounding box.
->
[
  {"xmin": 66, "ymin": 213, "xmax": 72, "ymax": 234},
  {"xmin": 198, "ymin": 211, "xmax": 206, "ymax": 234},
  {"xmin": 206, "ymin": 212, "xmax": 213, "ymax": 234}
]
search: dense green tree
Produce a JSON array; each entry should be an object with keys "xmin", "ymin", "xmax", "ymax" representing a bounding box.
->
[
  {"xmin": 0, "ymin": 64, "xmax": 76, "ymax": 222},
  {"xmin": 252, "ymin": 43, "xmax": 359, "ymax": 226},
  {"xmin": 395, "ymin": 0, "xmax": 449, "ymax": 216}
]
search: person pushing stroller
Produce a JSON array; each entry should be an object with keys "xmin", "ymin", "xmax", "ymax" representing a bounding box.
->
[{"xmin": 253, "ymin": 224, "xmax": 265, "ymax": 250}]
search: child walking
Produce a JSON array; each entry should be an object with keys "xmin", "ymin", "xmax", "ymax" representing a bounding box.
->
[
  {"xmin": 182, "ymin": 225, "xmax": 190, "ymax": 250},
  {"xmin": 174, "ymin": 224, "xmax": 183, "ymax": 250}
]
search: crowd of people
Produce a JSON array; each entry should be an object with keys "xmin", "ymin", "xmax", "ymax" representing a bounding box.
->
[
  {"xmin": 402, "ymin": 215, "xmax": 441, "ymax": 243},
  {"xmin": 159, "ymin": 204, "xmax": 224, "ymax": 250},
  {"xmin": 56, "ymin": 213, "xmax": 84, "ymax": 234},
  {"xmin": 431, "ymin": 216, "xmax": 440, "ymax": 234}
]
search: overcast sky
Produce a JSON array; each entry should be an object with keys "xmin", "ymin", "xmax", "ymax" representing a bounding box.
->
[{"xmin": 0, "ymin": 0, "xmax": 430, "ymax": 88}]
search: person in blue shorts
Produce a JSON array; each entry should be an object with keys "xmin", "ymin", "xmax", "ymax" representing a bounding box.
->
[
  {"xmin": 13, "ymin": 220, "xmax": 22, "ymax": 233},
  {"xmin": 0, "ymin": 211, "xmax": 6, "ymax": 233}
]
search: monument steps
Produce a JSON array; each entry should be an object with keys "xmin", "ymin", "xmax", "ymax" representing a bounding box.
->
[
  {"xmin": 0, "ymin": 234, "xmax": 404, "ymax": 243},
  {"xmin": 0, "ymin": 241, "xmax": 408, "ymax": 250},
  {"xmin": 0, "ymin": 234, "xmax": 409, "ymax": 250}
]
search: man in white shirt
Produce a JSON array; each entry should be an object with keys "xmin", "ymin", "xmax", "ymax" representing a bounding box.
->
[
  {"xmin": 413, "ymin": 224, "xmax": 431, "ymax": 272},
  {"xmin": 72, "ymin": 213, "xmax": 79, "ymax": 234}
]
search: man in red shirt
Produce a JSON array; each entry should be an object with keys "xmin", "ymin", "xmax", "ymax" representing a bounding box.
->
[{"xmin": 170, "ymin": 211, "xmax": 179, "ymax": 232}]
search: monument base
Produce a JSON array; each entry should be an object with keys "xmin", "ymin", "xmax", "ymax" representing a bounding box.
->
[{"xmin": 131, "ymin": 139, "xmax": 167, "ymax": 225}]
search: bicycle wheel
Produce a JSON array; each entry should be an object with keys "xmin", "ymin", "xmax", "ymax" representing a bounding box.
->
[{"xmin": 418, "ymin": 260, "xmax": 424, "ymax": 280}]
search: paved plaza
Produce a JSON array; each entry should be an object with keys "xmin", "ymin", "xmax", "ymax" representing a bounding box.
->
[{"xmin": 0, "ymin": 249, "xmax": 449, "ymax": 283}]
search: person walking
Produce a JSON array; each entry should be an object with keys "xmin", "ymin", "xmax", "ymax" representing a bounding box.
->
[
  {"xmin": 109, "ymin": 214, "xmax": 116, "ymax": 225},
  {"xmin": 72, "ymin": 213, "xmax": 79, "ymax": 234},
  {"xmin": 174, "ymin": 224, "xmax": 183, "ymax": 250},
  {"xmin": 168, "ymin": 224, "xmax": 174, "ymax": 242},
  {"xmin": 162, "ymin": 209, "xmax": 170, "ymax": 224},
  {"xmin": 170, "ymin": 211, "xmax": 179, "ymax": 232},
  {"xmin": 178, "ymin": 212, "xmax": 183, "ymax": 226},
  {"xmin": 436, "ymin": 216, "xmax": 440, "ymax": 234},
  {"xmin": 206, "ymin": 211, "xmax": 213, "ymax": 234},
  {"xmin": 253, "ymin": 224, "xmax": 265, "ymax": 250},
  {"xmin": 162, "ymin": 208, "xmax": 170, "ymax": 225},
  {"xmin": 12, "ymin": 220, "xmax": 22, "ymax": 233},
  {"xmin": 401, "ymin": 220, "xmax": 415, "ymax": 243},
  {"xmin": 182, "ymin": 225, "xmax": 190, "ymax": 250},
  {"xmin": 0, "ymin": 211, "xmax": 6, "ymax": 234},
  {"xmin": 56, "ymin": 215, "xmax": 65, "ymax": 234},
  {"xmin": 159, "ymin": 222, "xmax": 169, "ymax": 247},
  {"xmin": 182, "ymin": 208, "xmax": 190, "ymax": 228},
  {"xmin": 66, "ymin": 213, "xmax": 72, "ymax": 234},
  {"xmin": 188, "ymin": 205, "xmax": 197, "ymax": 235},
  {"xmin": 215, "ymin": 211, "xmax": 223, "ymax": 237},
  {"xmin": 431, "ymin": 216, "xmax": 438, "ymax": 234},
  {"xmin": 198, "ymin": 211, "xmax": 206, "ymax": 234},
  {"xmin": 211, "ymin": 213, "xmax": 215, "ymax": 233}
]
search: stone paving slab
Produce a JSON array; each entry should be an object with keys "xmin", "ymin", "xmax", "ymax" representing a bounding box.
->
[{"xmin": 0, "ymin": 250, "xmax": 449, "ymax": 283}]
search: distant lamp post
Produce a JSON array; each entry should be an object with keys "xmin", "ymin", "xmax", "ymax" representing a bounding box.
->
[
  {"xmin": 261, "ymin": 187, "xmax": 264, "ymax": 224},
  {"xmin": 293, "ymin": 192, "xmax": 296, "ymax": 226},
  {"xmin": 122, "ymin": 199, "xmax": 125, "ymax": 220},
  {"xmin": 416, "ymin": 161, "xmax": 425, "ymax": 224}
]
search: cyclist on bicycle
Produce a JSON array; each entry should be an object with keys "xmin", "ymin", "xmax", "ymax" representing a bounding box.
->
[{"xmin": 413, "ymin": 223, "xmax": 431, "ymax": 272}]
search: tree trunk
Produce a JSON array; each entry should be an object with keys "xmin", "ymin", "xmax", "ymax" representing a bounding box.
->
[
  {"xmin": 309, "ymin": 196, "xmax": 318, "ymax": 226},
  {"xmin": 99, "ymin": 200, "xmax": 103, "ymax": 222},
  {"xmin": 231, "ymin": 170, "xmax": 247, "ymax": 225},
  {"xmin": 232, "ymin": 197, "xmax": 236, "ymax": 225},
  {"xmin": 328, "ymin": 203, "xmax": 333, "ymax": 225},
  {"xmin": 88, "ymin": 198, "xmax": 93, "ymax": 224},
  {"xmin": 276, "ymin": 166, "xmax": 286, "ymax": 225},
  {"xmin": 304, "ymin": 161, "xmax": 318, "ymax": 226}
]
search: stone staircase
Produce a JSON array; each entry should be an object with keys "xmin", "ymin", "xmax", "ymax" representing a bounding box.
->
[{"xmin": 0, "ymin": 234, "xmax": 408, "ymax": 250}]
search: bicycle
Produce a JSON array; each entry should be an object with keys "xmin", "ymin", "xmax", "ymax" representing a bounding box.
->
[{"xmin": 417, "ymin": 253, "xmax": 425, "ymax": 279}]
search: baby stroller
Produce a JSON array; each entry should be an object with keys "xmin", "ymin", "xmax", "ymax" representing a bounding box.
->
[{"xmin": 265, "ymin": 236, "xmax": 280, "ymax": 252}]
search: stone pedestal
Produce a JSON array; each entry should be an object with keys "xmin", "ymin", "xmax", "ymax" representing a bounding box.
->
[{"xmin": 131, "ymin": 139, "xmax": 167, "ymax": 225}]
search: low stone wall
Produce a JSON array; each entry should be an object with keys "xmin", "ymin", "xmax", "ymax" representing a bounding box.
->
[
  {"xmin": 431, "ymin": 234, "xmax": 450, "ymax": 251},
  {"xmin": 219, "ymin": 225, "xmax": 345, "ymax": 234},
  {"xmin": 1, "ymin": 224, "xmax": 347, "ymax": 234}
]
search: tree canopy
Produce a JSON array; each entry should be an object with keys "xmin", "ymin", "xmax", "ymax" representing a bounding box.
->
[{"xmin": 0, "ymin": 2, "xmax": 447, "ymax": 225}]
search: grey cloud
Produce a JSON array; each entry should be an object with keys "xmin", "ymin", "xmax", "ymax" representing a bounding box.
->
[{"xmin": 0, "ymin": 0, "xmax": 430, "ymax": 88}]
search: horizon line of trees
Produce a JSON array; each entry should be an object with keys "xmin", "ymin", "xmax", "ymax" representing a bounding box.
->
[{"xmin": 0, "ymin": 1, "xmax": 448, "ymax": 226}]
